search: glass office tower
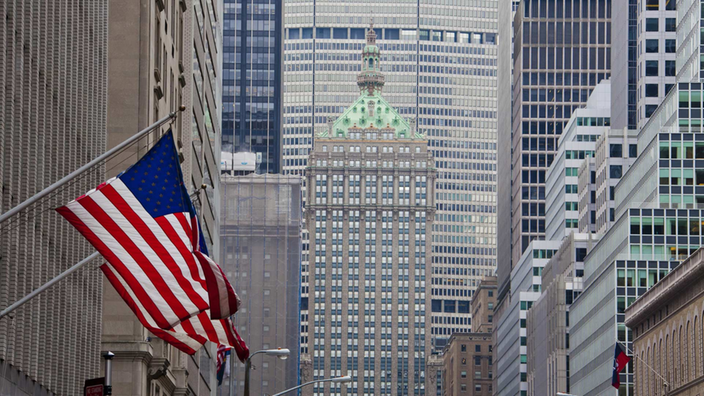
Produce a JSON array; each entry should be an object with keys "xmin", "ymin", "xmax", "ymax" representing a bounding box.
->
[
  {"xmin": 507, "ymin": 0, "xmax": 612, "ymax": 272},
  {"xmin": 285, "ymin": 0, "xmax": 499, "ymax": 351},
  {"xmin": 222, "ymin": 0, "xmax": 283, "ymax": 173}
]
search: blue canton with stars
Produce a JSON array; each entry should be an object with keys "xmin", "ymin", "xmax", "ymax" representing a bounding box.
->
[{"xmin": 121, "ymin": 130, "xmax": 193, "ymax": 220}]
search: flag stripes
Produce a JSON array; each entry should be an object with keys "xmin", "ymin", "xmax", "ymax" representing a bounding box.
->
[{"xmin": 57, "ymin": 131, "xmax": 247, "ymax": 357}]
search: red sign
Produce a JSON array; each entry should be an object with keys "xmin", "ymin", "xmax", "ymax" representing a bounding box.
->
[{"xmin": 85, "ymin": 378, "xmax": 105, "ymax": 396}]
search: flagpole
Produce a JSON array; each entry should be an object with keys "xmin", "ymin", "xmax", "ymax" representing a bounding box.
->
[
  {"xmin": 0, "ymin": 251, "xmax": 101, "ymax": 320},
  {"xmin": 618, "ymin": 341, "xmax": 669, "ymax": 394},
  {"xmin": 0, "ymin": 106, "xmax": 184, "ymax": 225}
]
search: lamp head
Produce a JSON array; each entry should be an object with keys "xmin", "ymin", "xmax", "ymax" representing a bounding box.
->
[
  {"xmin": 264, "ymin": 348, "xmax": 290, "ymax": 360},
  {"xmin": 332, "ymin": 376, "xmax": 353, "ymax": 384}
]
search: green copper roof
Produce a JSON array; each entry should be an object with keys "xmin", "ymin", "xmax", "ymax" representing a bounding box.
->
[
  {"xmin": 318, "ymin": 22, "xmax": 422, "ymax": 140},
  {"xmin": 320, "ymin": 92, "xmax": 421, "ymax": 139}
]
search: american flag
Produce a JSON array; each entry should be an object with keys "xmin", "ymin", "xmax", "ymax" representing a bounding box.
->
[
  {"xmin": 57, "ymin": 131, "xmax": 246, "ymax": 355},
  {"xmin": 216, "ymin": 344, "xmax": 232, "ymax": 385}
]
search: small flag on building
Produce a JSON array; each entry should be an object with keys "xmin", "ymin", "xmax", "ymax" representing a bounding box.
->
[
  {"xmin": 612, "ymin": 343, "xmax": 631, "ymax": 389},
  {"xmin": 217, "ymin": 344, "xmax": 232, "ymax": 386},
  {"xmin": 57, "ymin": 130, "xmax": 246, "ymax": 356}
]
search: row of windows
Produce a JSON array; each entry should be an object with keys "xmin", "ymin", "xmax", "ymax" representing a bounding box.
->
[{"xmin": 287, "ymin": 27, "xmax": 497, "ymax": 45}]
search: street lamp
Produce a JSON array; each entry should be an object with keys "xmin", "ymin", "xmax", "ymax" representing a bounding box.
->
[
  {"xmin": 242, "ymin": 348, "xmax": 291, "ymax": 396},
  {"xmin": 271, "ymin": 376, "xmax": 353, "ymax": 396}
]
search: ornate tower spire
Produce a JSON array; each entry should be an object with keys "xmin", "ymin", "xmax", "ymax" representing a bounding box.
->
[{"xmin": 357, "ymin": 21, "xmax": 385, "ymax": 96}]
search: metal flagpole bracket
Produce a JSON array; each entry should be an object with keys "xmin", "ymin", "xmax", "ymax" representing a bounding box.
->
[
  {"xmin": 0, "ymin": 110, "xmax": 182, "ymax": 225},
  {"xmin": 0, "ymin": 251, "xmax": 101, "ymax": 320}
]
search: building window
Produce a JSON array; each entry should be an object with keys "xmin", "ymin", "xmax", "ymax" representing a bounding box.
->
[
  {"xmin": 461, "ymin": 344, "xmax": 467, "ymax": 352},
  {"xmin": 645, "ymin": 39, "xmax": 658, "ymax": 53},
  {"xmin": 665, "ymin": 61, "xmax": 676, "ymax": 77},
  {"xmin": 475, "ymin": 357, "xmax": 481, "ymax": 365},
  {"xmin": 645, "ymin": 18, "xmax": 659, "ymax": 31},
  {"xmin": 475, "ymin": 371, "xmax": 481, "ymax": 379},
  {"xmin": 475, "ymin": 345, "xmax": 481, "ymax": 352},
  {"xmin": 460, "ymin": 384, "xmax": 467, "ymax": 392},
  {"xmin": 461, "ymin": 371, "xmax": 467, "ymax": 378},
  {"xmin": 645, "ymin": 61, "xmax": 658, "ymax": 77},
  {"xmin": 645, "ymin": 84, "xmax": 659, "ymax": 97},
  {"xmin": 665, "ymin": 18, "xmax": 676, "ymax": 32},
  {"xmin": 665, "ymin": 39, "xmax": 676, "ymax": 53}
]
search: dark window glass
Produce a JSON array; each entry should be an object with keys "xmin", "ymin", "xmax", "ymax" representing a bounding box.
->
[
  {"xmin": 645, "ymin": 18, "xmax": 659, "ymax": 32},
  {"xmin": 629, "ymin": 144, "xmax": 637, "ymax": 158},
  {"xmin": 288, "ymin": 29, "xmax": 300, "ymax": 39},
  {"xmin": 431, "ymin": 299, "xmax": 442, "ymax": 312},
  {"xmin": 646, "ymin": 105, "xmax": 658, "ymax": 118},
  {"xmin": 302, "ymin": 27, "xmax": 313, "ymax": 39},
  {"xmin": 646, "ymin": 0, "xmax": 659, "ymax": 9},
  {"xmin": 665, "ymin": 39, "xmax": 676, "ymax": 53},
  {"xmin": 333, "ymin": 28, "xmax": 347, "ymax": 39},
  {"xmin": 316, "ymin": 27, "xmax": 330, "ymax": 39},
  {"xmin": 385, "ymin": 28, "xmax": 399, "ymax": 40},
  {"xmin": 666, "ymin": 0, "xmax": 676, "ymax": 10},
  {"xmin": 665, "ymin": 60, "xmax": 676, "ymax": 76},
  {"xmin": 350, "ymin": 28, "xmax": 365, "ymax": 39},
  {"xmin": 645, "ymin": 39, "xmax": 659, "ymax": 53},
  {"xmin": 458, "ymin": 301, "xmax": 470, "ymax": 313},
  {"xmin": 610, "ymin": 165, "xmax": 623, "ymax": 178},
  {"xmin": 645, "ymin": 84, "xmax": 659, "ymax": 97},
  {"xmin": 610, "ymin": 144, "xmax": 623, "ymax": 157},
  {"xmin": 444, "ymin": 300, "xmax": 456, "ymax": 313},
  {"xmin": 645, "ymin": 60, "xmax": 659, "ymax": 76},
  {"xmin": 666, "ymin": 18, "xmax": 676, "ymax": 32}
]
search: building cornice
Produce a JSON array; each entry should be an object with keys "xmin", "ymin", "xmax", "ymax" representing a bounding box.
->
[{"xmin": 625, "ymin": 248, "xmax": 704, "ymax": 327}]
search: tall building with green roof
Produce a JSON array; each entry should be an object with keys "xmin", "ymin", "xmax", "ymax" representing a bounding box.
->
[
  {"xmin": 288, "ymin": 3, "xmax": 499, "ymax": 359},
  {"xmin": 303, "ymin": 24, "xmax": 437, "ymax": 396}
]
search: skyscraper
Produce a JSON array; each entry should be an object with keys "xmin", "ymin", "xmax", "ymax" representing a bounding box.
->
[
  {"xmin": 0, "ymin": 2, "xmax": 107, "ymax": 394},
  {"xmin": 285, "ymin": 1, "xmax": 499, "ymax": 350},
  {"xmin": 222, "ymin": 0, "xmax": 283, "ymax": 173},
  {"xmin": 496, "ymin": 0, "xmax": 612, "ymax": 308},
  {"xmin": 303, "ymin": 26, "xmax": 436, "ymax": 395},
  {"xmin": 611, "ymin": 0, "xmax": 676, "ymax": 131}
]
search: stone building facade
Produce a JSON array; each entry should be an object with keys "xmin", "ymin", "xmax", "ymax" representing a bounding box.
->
[
  {"xmin": 442, "ymin": 334, "xmax": 493, "ymax": 396},
  {"xmin": 625, "ymin": 247, "xmax": 704, "ymax": 396},
  {"xmin": 102, "ymin": 0, "xmax": 223, "ymax": 394},
  {"xmin": 442, "ymin": 276, "xmax": 496, "ymax": 396}
]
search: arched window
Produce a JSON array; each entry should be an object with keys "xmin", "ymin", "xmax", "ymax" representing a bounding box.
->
[
  {"xmin": 368, "ymin": 58, "xmax": 373, "ymax": 68},
  {"xmin": 665, "ymin": 334, "xmax": 670, "ymax": 386}
]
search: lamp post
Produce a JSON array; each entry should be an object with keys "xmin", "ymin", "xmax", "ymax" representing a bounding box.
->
[
  {"xmin": 271, "ymin": 376, "xmax": 353, "ymax": 396},
  {"xmin": 242, "ymin": 348, "xmax": 291, "ymax": 396}
]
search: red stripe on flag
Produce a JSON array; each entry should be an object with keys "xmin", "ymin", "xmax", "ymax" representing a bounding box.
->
[
  {"xmin": 56, "ymin": 206, "xmax": 173, "ymax": 328},
  {"xmin": 195, "ymin": 251, "xmax": 240, "ymax": 320},
  {"xmin": 76, "ymin": 195, "xmax": 192, "ymax": 323}
]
